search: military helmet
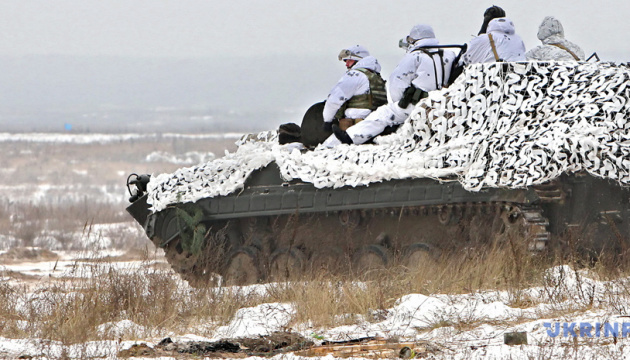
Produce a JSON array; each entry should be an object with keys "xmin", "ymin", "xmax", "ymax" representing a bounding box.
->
[{"xmin": 338, "ymin": 45, "xmax": 369, "ymax": 62}]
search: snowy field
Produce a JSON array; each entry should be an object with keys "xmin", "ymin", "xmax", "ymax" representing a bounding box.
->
[
  {"xmin": 0, "ymin": 132, "xmax": 238, "ymax": 250},
  {"xmin": 2, "ymin": 132, "xmax": 630, "ymax": 359},
  {"xmin": 3, "ymin": 252, "xmax": 630, "ymax": 359}
]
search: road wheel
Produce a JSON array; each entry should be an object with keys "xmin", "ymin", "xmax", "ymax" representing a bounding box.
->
[
  {"xmin": 401, "ymin": 243, "xmax": 435, "ymax": 270},
  {"xmin": 269, "ymin": 247, "xmax": 306, "ymax": 281},
  {"xmin": 223, "ymin": 246, "xmax": 261, "ymax": 285},
  {"xmin": 352, "ymin": 244, "xmax": 390, "ymax": 273}
]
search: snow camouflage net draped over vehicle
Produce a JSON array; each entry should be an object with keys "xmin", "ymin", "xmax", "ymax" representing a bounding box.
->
[{"xmin": 147, "ymin": 61, "xmax": 630, "ymax": 213}]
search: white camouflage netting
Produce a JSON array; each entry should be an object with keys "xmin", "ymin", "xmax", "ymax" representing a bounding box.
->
[{"xmin": 147, "ymin": 61, "xmax": 630, "ymax": 212}]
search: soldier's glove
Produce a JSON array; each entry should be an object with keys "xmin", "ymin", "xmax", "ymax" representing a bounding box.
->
[{"xmin": 322, "ymin": 121, "xmax": 333, "ymax": 132}]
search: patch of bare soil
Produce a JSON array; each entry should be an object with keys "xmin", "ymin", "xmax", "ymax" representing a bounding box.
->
[
  {"xmin": 118, "ymin": 332, "xmax": 314, "ymax": 358},
  {"xmin": 0, "ymin": 247, "xmax": 59, "ymax": 263},
  {"xmin": 118, "ymin": 339, "xmax": 245, "ymax": 358},
  {"xmin": 238, "ymin": 332, "xmax": 314, "ymax": 355},
  {"xmin": 117, "ymin": 334, "xmax": 439, "ymax": 359}
]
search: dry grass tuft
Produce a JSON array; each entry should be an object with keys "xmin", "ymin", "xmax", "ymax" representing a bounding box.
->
[
  {"xmin": 261, "ymin": 239, "xmax": 557, "ymax": 329},
  {"xmin": 3, "ymin": 226, "xmax": 630, "ymax": 346},
  {"xmin": 0, "ymin": 252, "xmax": 267, "ymax": 344}
]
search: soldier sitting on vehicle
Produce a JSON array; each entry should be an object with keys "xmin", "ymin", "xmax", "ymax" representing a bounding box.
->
[
  {"xmin": 325, "ymin": 24, "xmax": 455, "ymax": 146},
  {"xmin": 526, "ymin": 16, "xmax": 585, "ymax": 61},
  {"xmin": 321, "ymin": 45, "xmax": 388, "ymax": 148},
  {"xmin": 460, "ymin": 17, "xmax": 526, "ymax": 65},
  {"xmin": 477, "ymin": 5, "xmax": 506, "ymax": 35},
  {"xmin": 447, "ymin": 5, "xmax": 507, "ymax": 84}
]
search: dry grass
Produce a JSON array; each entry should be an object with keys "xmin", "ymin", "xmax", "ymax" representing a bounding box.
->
[
  {"xmin": 0, "ymin": 253, "xmax": 268, "ymax": 344},
  {"xmin": 0, "ymin": 201, "xmax": 145, "ymax": 250},
  {"xmin": 2, "ymin": 237, "xmax": 630, "ymax": 347},
  {"xmin": 277, "ymin": 246, "xmax": 545, "ymax": 329},
  {"xmin": 265, "ymin": 232, "xmax": 630, "ymax": 331},
  {"xmin": 4, "ymin": 195, "xmax": 630, "ymax": 348},
  {"xmin": 4, "ymin": 137, "xmax": 630, "ymax": 349}
]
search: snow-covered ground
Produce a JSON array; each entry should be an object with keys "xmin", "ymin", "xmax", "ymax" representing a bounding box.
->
[
  {"xmin": 145, "ymin": 150, "xmax": 215, "ymax": 165},
  {"xmin": 0, "ymin": 132, "xmax": 243, "ymax": 144},
  {"xmin": 2, "ymin": 145, "xmax": 628, "ymax": 360},
  {"xmin": 0, "ymin": 248, "xmax": 147, "ymax": 284},
  {"xmin": 0, "ymin": 132, "xmax": 234, "ymax": 252},
  {"xmin": 1, "ymin": 256, "xmax": 630, "ymax": 359}
]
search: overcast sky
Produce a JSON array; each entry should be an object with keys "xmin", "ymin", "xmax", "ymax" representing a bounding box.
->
[
  {"xmin": 0, "ymin": 1, "xmax": 628, "ymax": 131},
  {"xmin": 1, "ymin": 0, "xmax": 626, "ymax": 61}
]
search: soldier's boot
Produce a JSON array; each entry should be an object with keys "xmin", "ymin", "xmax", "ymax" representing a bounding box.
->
[{"xmin": 332, "ymin": 124, "xmax": 353, "ymax": 145}]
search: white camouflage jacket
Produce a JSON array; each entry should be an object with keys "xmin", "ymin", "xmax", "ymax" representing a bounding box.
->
[
  {"xmin": 388, "ymin": 38, "xmax": 456, "ymax": 103},
  {"xmin": 526, "ymin": 16, "xmax": 585, "ymax": 61},
  {"xmin": 323, "ymin": 56, "xmax": 382, "ymax": 123},
  {"xmin": 462, "ymin": 17, "xmax": 526, "ymax": 65}
]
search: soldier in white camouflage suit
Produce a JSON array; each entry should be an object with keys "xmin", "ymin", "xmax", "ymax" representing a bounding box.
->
[
  {"xmin": 526, "ymin": 16, "xmax": 585, "ymax": 61},
  {"xmin": 461, "ymin": 17, "xmax": 526, "ymax": 65},
  {"xmin": 321, "ymin": 45, "xmax": 387, "ymax": 147},
  {"xmin": 327, "ymin": 24, "xmax": 455, "ymax": 146}
]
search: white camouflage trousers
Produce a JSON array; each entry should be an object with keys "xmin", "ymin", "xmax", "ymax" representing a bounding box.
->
[{"xmin": 322, "ymin": 102, "xmax": 412, "ymax": 147}]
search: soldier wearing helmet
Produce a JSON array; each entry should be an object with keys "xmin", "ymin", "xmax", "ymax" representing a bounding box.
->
[
  {"xmin": 326, "ymin": 25, "xmax": 455, "ymax": 146},
  {"xmin": 320, "ymin": 45, "xmax": 387, "ymax": 147}
]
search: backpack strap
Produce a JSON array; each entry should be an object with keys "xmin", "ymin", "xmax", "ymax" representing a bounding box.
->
[
  {"xmin": 437, "ymin": 50, "xmax": 446, "ymax": 88},
  {"xmin": 415, "ymin": 48, "xmax": 445, "ymax": 90},
  {"xmin": 488, "ymin": 33, "xmax": 502, "ymax": 62},
  {"xmin": 550, "ymin": 43, "xmax": 581, "ymax": 61}
]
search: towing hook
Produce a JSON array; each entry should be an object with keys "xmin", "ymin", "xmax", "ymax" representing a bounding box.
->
[{"xmin": 127, "ymin": 173, "xmax": 151, "ymax": 203}]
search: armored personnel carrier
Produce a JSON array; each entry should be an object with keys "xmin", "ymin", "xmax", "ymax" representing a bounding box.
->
[{"xmin": 127, "ymin": 62, "xmax": 630, "ymax": 285}]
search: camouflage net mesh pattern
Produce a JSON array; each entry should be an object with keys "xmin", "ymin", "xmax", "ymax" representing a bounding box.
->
[{"xmin": 148, "ymin": 62, "xmax": 630, "ymax": 212}]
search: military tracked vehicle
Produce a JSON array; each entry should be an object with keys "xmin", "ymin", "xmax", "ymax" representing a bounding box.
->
[{"xmin": 127, "ymin": 62, "xmax": 630, "ymax": 285}]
